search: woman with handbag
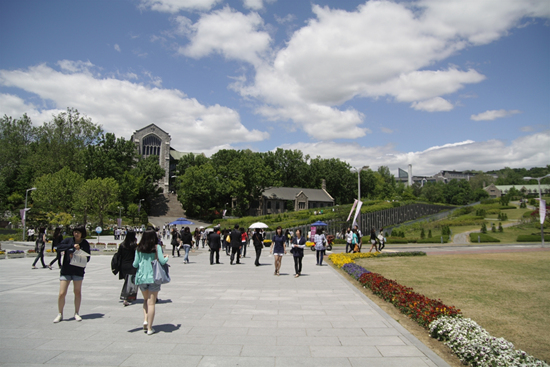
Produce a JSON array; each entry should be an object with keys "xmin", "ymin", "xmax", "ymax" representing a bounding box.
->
[
  {"xmin": 32, "ymin": 227, "xmax": 47, "ymax": 269},
  {"xmin": 314, "ymin": 228, "xmax": 327, "ymax": 266},
  {"xmin": 53, "ymin": 226, "xmax": 91, "ymax": 323},
  {"xmin": 133, "ymin": 229, "xmax": 169, "ymax": 335},
  {"xmin": 117, "ymin": 231, "xmax": 138, "ymax": 306},
  {"xmin": 291, "ymin": 229, "xmax": 306, "ymax": 277}
]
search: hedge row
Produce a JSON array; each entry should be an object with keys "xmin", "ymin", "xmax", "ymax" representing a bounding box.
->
[
  {"xmin": 468, "ymin": 233, "xmax": 500, "ymax": 243},
  {"xmin": 516, "ymin": 235, "xmax": 550, "ymax": 242},
  {"xmin": 386, "ymin": 237, "xmax": 448, "ymax": 244}
]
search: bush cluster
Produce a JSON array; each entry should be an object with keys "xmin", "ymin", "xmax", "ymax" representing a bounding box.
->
[{"xmin": 469, "ymin": 233, "xmax": 500, "ymax": 243}]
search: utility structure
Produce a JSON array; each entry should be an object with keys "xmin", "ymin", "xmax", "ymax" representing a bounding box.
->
[{"xmin": 523, "ymin": 174, "xmax": 550, "ymax": 247}]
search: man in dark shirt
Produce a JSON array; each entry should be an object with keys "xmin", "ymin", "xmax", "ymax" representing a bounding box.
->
[
  {"xmin": 208, "ymin": 227, "xmax": 221, "ymax": 265},
  {"xmin": 229, "ymin": 224, "xmax": 242, "ymax": 265}
]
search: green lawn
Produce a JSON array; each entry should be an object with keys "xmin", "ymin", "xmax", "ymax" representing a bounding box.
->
[{"xmin": 356, "ymin": 251, "xmax": 550, "ymax": 362}]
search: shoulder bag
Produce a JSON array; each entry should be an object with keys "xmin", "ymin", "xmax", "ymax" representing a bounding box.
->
[{"xmin": 152, "ymin": 249, "xmax": 170, "ymax": 284}]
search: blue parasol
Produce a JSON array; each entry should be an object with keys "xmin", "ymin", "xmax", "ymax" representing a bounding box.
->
[
  {"xmin": 310, "ymin": 221, "xmax": 328, "ymax": 226},
  {"xmin": 169, "ymin": 217, "xmax": 194, "ymax": 225}
]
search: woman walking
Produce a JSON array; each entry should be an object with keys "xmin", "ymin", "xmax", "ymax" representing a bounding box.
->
[
  {"xmin": 133, "ymin": 229, "xmax": 169, "ymax": 335},
  {"xmin": 270, "ymin": 226, "xmax": 286, "ymax": 276},
  {"xmin": 117, "ymin": 231, "xmax": 138, "ymax": 306},
  {"xmin": 32, "ymin": 227, "xmax": 47, "ymax": 269},
  {"xmin": 180, "ymin": 227, "xmax": 193, "ymax": 264},
  {"xmin": 314, "ymin": 228, "xmax": 327, "ymax": 266},
  {"xmin": 368, "ymin": 228, "xmax": 378, "ymax": 253},
  {"xmin": 291, "ymin": 229, "xmax": 306, "ymax": 277},
  {"xmin": 53, "ymin": 226, "xmax": 91, "ymax": 323},
  {"xmin": 48, "ymin": 227, "xmax": 64, "ymax": 269},
  {"xmin": 252, "ymin": 228, "xmax": 264, "ymax": 266},
  {"xmin": 170, "ymin": 227, "xmax": 180, "ymax": 257}
]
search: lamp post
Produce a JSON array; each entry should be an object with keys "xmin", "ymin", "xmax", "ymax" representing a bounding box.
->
[
  {"xmin": 22, "ymin": 187, "xmax": 37, "ymax": 241},
  {"xmin": 351, "ymin": 166, "xmax": 369, "ymax": 232},
  {"xmin": 117, "ymin": 206, "xmax": 123, "ymax": 228},
  {"xmin": 138, "ymin": 199, "xmax": 145, "ymax": 216},
  {"xmin": 523, "ymin": 174, "xmax": 550, "ymax": 247}
]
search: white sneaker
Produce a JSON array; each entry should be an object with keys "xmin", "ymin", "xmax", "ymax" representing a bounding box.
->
[
  {"xmin": 53, "ymin": 313, "xmax": 63, "ymax": 323},
  {"xmin": 74, "ymin": 313, "xmax": 82, "ymax": 322},
  {"xmin": 147, "ymin": 328, "xmax": 156, "ymax": 335}
]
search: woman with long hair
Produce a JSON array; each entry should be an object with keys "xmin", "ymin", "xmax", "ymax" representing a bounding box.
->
[
  {"xmin": 314, "ymin": 227, "xmax": 327, "ymax": 266},
  {"xmin": 270, "ymin": 226, "xmax": 286, "ymax": 276},
  {"xmin": 180, "ymin": 227, "xmax": 193, "ymax": 264},
  {"xmin": 53, "ymin": 226, "xmax": 91, "ymax": 323},
  {"xmin": 133, "ymin": 229, "xmax": 169, "ymax": 335},
  {"xmin": 368, "ymin": 228, "xmax": 378, "ymax": 253},
  {"xmin": 117, "ymin": 231, "xmax": 138, "ymax": 306},
  {"xmin": 48, "ymin": 227, "xmax": 64, "ymax": 269}
]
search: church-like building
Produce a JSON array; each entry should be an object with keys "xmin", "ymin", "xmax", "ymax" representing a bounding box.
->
[{"xmin": 131, "ymin": 123, "xmax": 198, "ymax": 193}]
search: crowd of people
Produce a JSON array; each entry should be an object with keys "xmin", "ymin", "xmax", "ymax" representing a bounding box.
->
[{"xmin": 35, "ymin": 221, "xmax": 386, "ymax": 335}]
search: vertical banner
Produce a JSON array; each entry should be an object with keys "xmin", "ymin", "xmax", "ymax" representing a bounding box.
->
[
  {"xmin": 347, "ymin": 199, "xmax": 358, "ymax": 221},
  {"xmin": 352, "ymin": 201, "xmax": 363, "ymax": 228},
  {"xmin": 222, "ymin": 209, "xmax": 227, "ymax": 217},
  {"xmin": 540, "ymin": 200, "xmax": 546, "ymax": 225},
  {"xmin": 310, "ymin": 226, "xmax": 316, "ymax": 241},
  {"xmin": 117, "ymin": 218, "xmax": 122, "ymax": 227},
  {"xmin": 20, "ymin": 209, "xmax": 26, "ymax": 227}
]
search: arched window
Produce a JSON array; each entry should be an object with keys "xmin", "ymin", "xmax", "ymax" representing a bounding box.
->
[{"xmin": 142, "ymin": 135, "xmax": 161, "ymax": 157}]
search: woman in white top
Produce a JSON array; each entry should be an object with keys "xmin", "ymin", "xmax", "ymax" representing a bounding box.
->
[{"xmin": 314, "ymin": 228, "xmax": 327, "ymax": 266}]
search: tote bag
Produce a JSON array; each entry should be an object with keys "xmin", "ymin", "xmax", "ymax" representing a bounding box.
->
[
  {"xmin": 70, "ymin": 249, "xmax": 90, "ymax": 268},
  {"xmin": 152, "ymin": 252, "xmax": 170, "ymax": 284}
]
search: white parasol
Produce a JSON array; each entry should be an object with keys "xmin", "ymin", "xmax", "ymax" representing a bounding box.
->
[{"xmin": 249, "ymin": 222, "xmax": 269, "ymax": 229}]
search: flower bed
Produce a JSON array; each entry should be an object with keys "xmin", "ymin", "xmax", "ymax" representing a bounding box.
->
[
  {"xmin": 8, "ymin": 250, "xmax": 24, "ymax": 254},
  {"xmin": 342, "ymin": 263, "xmax": 370, "ymax": 280},
  {"xmin": 358, "ymin": 272, "xmax": 461, "ymax": 328},
  {"xmin": 430, "ymin": 316, "xmax": 549, "ymax": 367},
  {"xmin": 305, "ymin": 241, "xmax": 315, "ymax": 247}
]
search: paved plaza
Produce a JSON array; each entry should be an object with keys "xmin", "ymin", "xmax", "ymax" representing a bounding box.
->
[{"xmin": 0, "ymin": 247, "xmax": 450, "ymax": 367}]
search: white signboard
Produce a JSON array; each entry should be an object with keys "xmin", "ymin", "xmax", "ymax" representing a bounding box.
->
[{"xmin": 540, "ymin": 200, "xmax": 546, "ymax": 225}]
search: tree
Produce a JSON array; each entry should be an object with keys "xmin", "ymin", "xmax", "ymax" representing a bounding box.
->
[
  {"xmin": 262, "ymin": 148, "xmax": 307, "ymax": 188},
  {"xmin": 420, "ymin": 228, "xmax": 425, "ymax": 239},
  {"xmin": 31, "ymin": 108, "xmax": 103, "ymax": 177},
  {"xmin": 175, "ymin": 153, "xmax": 209, "ymax": 177},
  {"xmin": 83, "ymin": 133, "xmax": 137, "ymax": 181},
  {"xmin": 76, "ymin": 178, "xmax": 119, "ymax": 227},
  {"xmin": 31, "ymin": 167, "xmax": 84, "ymax": 213},
  {"xmin": 178, "ymin": 163, "xmax": 221, "ymax": 218},
  {"xmin": 128, "ymin": 203, "xmax": 139, "ymax": 223}
]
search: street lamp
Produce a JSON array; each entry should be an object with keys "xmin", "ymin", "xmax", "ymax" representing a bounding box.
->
[
  {"xmin": 351, "ymin": 166, "xmax": 369, "ymax": 231},
  {"xmin": 523, "ymin": 174, "xmax": 550, "ymax": 247},
  {"xmin": 138, "ymin": 199, "xmax": 145, "ymax": 216},
  {"xmin": 22, "ymin": 187, "xmax": 37, "ymax": 241}
]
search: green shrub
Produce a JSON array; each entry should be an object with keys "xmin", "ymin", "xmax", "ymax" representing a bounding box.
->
[
  {"xmin": 481, "ymin": 222, "xmax": 487, "ymax": 234},
  {"xmin": 498, "ymin": 222, "xmax": 503, "ymax": 232},
  {"xmin": 499, "ymin": 206, "xmax": 516, "ymax": 210},
  {"xmin": 517, "ymin": 235, "xmax": 550, "ymax": 242},
  {"xmin": 420, "ymin": 228, "xmax": 425, "ymax": 239},
  {"xmin": 377, "ymin": 251, "xmax": 426, "ymax": 257},
  {"xmin": 481, "ymin": 198, "xmax": 499, "ymax": 205},
  {"xmin": 386, "ymin": 237, "xmax": 411, "ymax": 244},
  {"xmin": 333, "ymin": 239, "xmax": 346, "ymax": 244},
  {"xmin": 469, "ymin": 233, "xmax": 500, "ymax": 243},
  {"xmin": 416, "ymin": 237, "xmax": 448, "ymax": 244}
]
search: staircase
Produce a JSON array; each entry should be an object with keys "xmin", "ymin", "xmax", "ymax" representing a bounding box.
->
[{"xmin": 148, "ymin": 193, "xmax": 186, "ymax": 228}]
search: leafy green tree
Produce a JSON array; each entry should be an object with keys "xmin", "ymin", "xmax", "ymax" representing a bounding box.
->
[
  {"xmin": 127, "ymin": 203, "xmax": 139, "ymax": 223},
  {"xmin": 481, "ymin": 222, "xmax": 487, "ymax": 234},
  {"xmin": 178, "ymin": 163, "xmax": 221, "ymax": 218},
  {"xmin": 262, "ymin": 148, "xmax": 307, "ymax": 188},
  {"xmin": 428, "ymin": 229, "xmax": 432, "ymax": 238},
  {"xmin": 309, "ymin": 157, "xmax": 355, "ymax": 204},
  {"xmin": 31, "ymin": 108, "xmax": 103, "ymax": 177},
  {"xmin": 83, "ymin": 133, "xmax": 137, "ymax": 180},
  {"xmin": 468, "ymin": 173, "xmax": 495, "ymax": 191},
  {"xmin": 76, "ymin": 177, "xmax": 119, "ymax": 227},
  {"xmin": 421, "ymin": 181, "xmax": 445, "ymax": 203},
  {"xmin": 31, "ymin": 167, "xmax": 84, "ymax": 213},
  {"xmin": 175, "ymin": 153, "xmax": 210, "ymax": 176},
  {"xmin": 420, "ymin": 228, "xmax": 425, "ymax": 239},
  {"xmin": 491, "ymin": 222, "xmax": 496, "ymax": 232},
  {"xmin": 0, "ymin": 114, "xmax": 36, "ymax": 208}
]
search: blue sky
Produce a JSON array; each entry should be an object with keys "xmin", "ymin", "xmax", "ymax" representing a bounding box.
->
[{"xmin": 1, "ymin": 0, "xmax": 549, "ymax": 176}]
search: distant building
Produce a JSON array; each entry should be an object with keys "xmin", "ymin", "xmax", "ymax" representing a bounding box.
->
[
  {"xmin": 131, "ymin": 123, "xmax": 203, "ymax": 193},
  {"xmin": 483, "ymin": 184, "xmax": 550, "ymax": 198},
  {"xmin": 432, "ymin": 170, "xmax": 474, "ymax": 183},
  {"xmin": 247, "ymin": 180, "xmax": 334, "ymax": 216}
]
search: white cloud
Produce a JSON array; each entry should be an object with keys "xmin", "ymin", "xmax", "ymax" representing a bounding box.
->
[
  {"xmin": 223, "ymin": 0, "xmax": 545, "ymax": 140},
  {"xmin": 178, "ymin": 6, "xmax": 271, "ymax": 65},
  {"xmin": 0, "ymin": 63, "xmax": 269, "ymax": 151},
  {"xmin": 470, "ymin": 109, "xmax": 521, "ymax": 121},
  {"xmin": 411, "ymin": 97, "xmax": 454, "ymax": 112},
  {"xmin": 381, "ymin": 127, "xmax": 393, "ymax": 134},
  {"xmin": 280, "ymin": 131, "xmax": 550, "ymax": 176},
  {"xmin": 242, "ymin": 0, "xmax": 263, "ymax": 11},
  {"xmin": 138, "ymin": 0, "xmax": 221, "ymax": 13},
  {"xmin": 521, "ymin": 126, "xmax": 534, "ymax": 132},
  {"xmin": 114, "ymin": 44, "xmax": 121, "ymax": 52}
]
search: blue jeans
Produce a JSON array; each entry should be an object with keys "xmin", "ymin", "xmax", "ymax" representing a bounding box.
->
[
  {"xmin": 316, "ymin": 250, "xmax": 325, "ymax": 265},
  {"xmin": 183, "ymin": 244, "xmax": 191, "ymax": 262}
]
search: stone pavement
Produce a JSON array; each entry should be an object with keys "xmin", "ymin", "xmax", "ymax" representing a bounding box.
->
[{"xmin": 0, "ymin": 247, "xmax": 450, "ymax": 367}]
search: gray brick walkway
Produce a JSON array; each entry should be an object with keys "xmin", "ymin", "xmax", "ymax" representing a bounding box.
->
[{"xmin": 0, "ymin": 248, "xmax": 450, "ymax": 367}]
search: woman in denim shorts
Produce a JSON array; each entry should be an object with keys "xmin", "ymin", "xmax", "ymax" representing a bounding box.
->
[
  {"xmin": 53, "ymin": 226, "xmax": 90, "ymax": 323},
  {"xmin": 133, "ymin": 229, "xmax": 169, "ymax": 335}
]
